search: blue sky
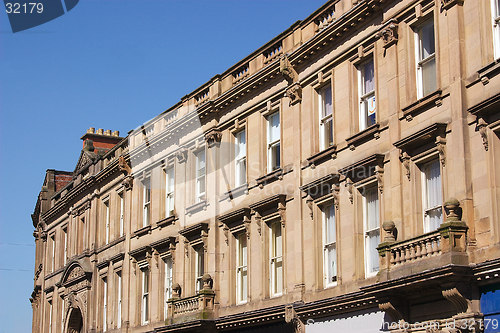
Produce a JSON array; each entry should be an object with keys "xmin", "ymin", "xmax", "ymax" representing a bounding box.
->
[{"xmin": 0, "ymin": 0, "xmax": 326, "ymax": 331}]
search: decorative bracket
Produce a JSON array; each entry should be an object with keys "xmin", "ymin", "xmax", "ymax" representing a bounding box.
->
[
  {"xmin": 436, "ymin": 135, "xmax": 447, "ymax": 167},
  {"xmin": 346, "ymin": 179, "xmax": 353, "ymax": 204},
  {"xmin": 442, "ymin": 287, "xmax": 470, "ymax": 314},
  {"xmin": 376, "ymin": 20, "xmax": 398, "ymax": 49},
  {"xmin": 400, "ymin": 152, "xmax": 411, "ymax": 180},
  {"xmin": 379, "ymin": 301, "xmax": 404, "ymax": 323},
  {"xmin": 305, "ymin": 195, "xmax": 314, "ymax": 219},
  {"xmin": 285, "ymin": 304, "xmax": 305, "ymax": 333},
  {"xmin": 278, "ymin": 202, "xmax": 286, "ymax": 228},
  {"xmin": 176, "ymin": 148, "xmax": 187, "ymax": 164},
  {"xmin": 252, "ymin": 211, "xmax": 262, "ymax": 236},
  {"xmin": 204, "ymin": 128, "xmax": 222, "ymax": 148},
  {"xmin": 375, "ymin": 165, "xmax": 384, "ymax": 194},
  {"xmin": 243, "ymin": 216, "xmax": 251, "ymax": 239},
  {"xmin": 477, "ymin": 118, "xmax": 489, "ymax": 151},
  {"xmin": 280, "ymin": 54, "xmax": 302, "ymax": 106},
  {"xmin": 332, "ymin": 184, "xmax": 340, "ymax": 210}
]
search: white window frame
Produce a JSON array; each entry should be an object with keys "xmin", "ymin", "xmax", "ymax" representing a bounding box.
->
[
  {"xmin": 362, "ymin": 185, "xmax": 380, "ymax": 278},
  {"xmin": 319, "ymin": 84, "xmax": 334, "ymax": 150},
  {"xmin": 165, "ymin": 167, "xmax": 175, "ymax": 217},
  {"xmin": 358, "ymin": 58, "xmax": 376, "ymax": 131},
  {"xmin": 421, "ymin": 158, "xmax": 443, "ymax": 233},
  {"xmin": 267, "ymin": 112, "xmax": 281, "ymax": 173},
  {"xmin": 119, "ymin": 193, "xmax": 124, "ymax": 237},
  {"xmin": 48, "ymin": 300, "xmax": 53, "ymax": 333},
  {"xmin": 195, "ymin": 149, "xmax": 206, "ymax": 203},
  {"xmin": 236, "ymin": 232, "xmax": 248, "ymax": 304},
  {"xmin": 164, "ymin": 257, "xmax": 173, "ymax": 319},
  {"xmin": 117, "ymin": 272, "xmax": 122, "ymax": 329},
  {"xmin": 141, "ymin": 269, "xmax": 149, "ymax": 325},
  {"xmin": 235, "ymin": 130, "xmax": 247, "ymax": 187},
  {"xmin": 104, "ymin": 199, "xmax": 110, "ymax": 244},
  {"xmin": 269, "ymin": 220, "xmax": 283, "ymax": 297},
  {"xmin": 415, "ymin": 18, "xmax": 437, "ymax": 99},
  {"xmin": 322, "ymin": 203, "xmax": 337, "ymax": 288},
  {"xmin": 195, "ymin": 247, "xmax": 204, "ymax": 293},
  {"xmin": 143, "ymin": 179, "xmax": 151, "ymax": 227},
  {"xmin": 103, "ymin": 277, "xmax": 107, "ymax": 332},
  {"xmin": 63, "ymin": 228, "xmax": 67, "ymax": 266},
  {"xmin": 492, "ymin": 0, "xmax": 500, "ymax": 59}
]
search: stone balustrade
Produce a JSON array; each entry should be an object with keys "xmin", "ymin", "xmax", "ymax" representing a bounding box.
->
[{"xmin": 388, "ymin": 231, "xmax": 441, "ymax": 266}]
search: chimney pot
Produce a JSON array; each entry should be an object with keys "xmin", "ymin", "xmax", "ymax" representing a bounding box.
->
[
  {"xmin": 97, "ymin": 128, "xmax": 104, "ymax": 135},
  {"xmin": 88, "ymin": 127, "xmax": 95, "ymax": 134},
  {"xmin": 104, "ymin": 129, "xmax": 111, "ymax": 136},
  {"xmin": 112, "ymin": 131, "xmax": 120, "ymax": 137}
]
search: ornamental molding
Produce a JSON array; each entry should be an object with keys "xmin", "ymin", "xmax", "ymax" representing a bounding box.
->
[
  {"xmin": 376, "ymin": 20, "xmax": 398, "ymax": 48},
  {"xmin": 204, "ymin": 128, "xmax": 222, "ymax": 148}
]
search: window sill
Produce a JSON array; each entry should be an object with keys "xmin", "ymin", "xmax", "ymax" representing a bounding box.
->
[
  {"xmin": 401, "ymin": 90, "xmax": 443, "ymax": 121},
  {"xmin": 345, "ymin": 123, "xmax": 380, "ymax": 150},
  {"xmin": 157, "ymin": 215, "xmax": 177, "ymax": 228},
  {"xmin": 256, "ymin": 165, "xmax": 293, "ymax": 188},
  {"xmin": 133, "ymin": 225, "xmax": 151, "ymax": 239},
  {"xmin": 304, "ymin": 144, "xmax": 337, "ymax": 168},
  {"xmin": 185, "ymin": 200, "xmax": 208, "ymax": 216},
  {"xmin": 96, "ymin": 235, "xmax": 126, "ymax": 253},
  {"xmin": 220, "ymin": 183, "xmax": 249, "ymax": 202},
  {"xmin": 325, "ymin": 281, "xmax": 338, "ymax": 289}
]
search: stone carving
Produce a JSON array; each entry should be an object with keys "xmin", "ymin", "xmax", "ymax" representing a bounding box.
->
[
  {"xmin": 442, "ymin": 287, "xmax": 469, "ymax": 314},
  {"xmin": 169, "ymin": 242, "xmax": 176, "ymax": 265},
  {"xmin": 243, "ymin": 216, "xmax": 251, "ymax": 239},
  {"xmin": 346, "ymin": 179, "xmax": 353, "ymax": 204},
  {"xmin": 285, "ymin": 305, "xmax": 305, "ymax": 333},
  {"xmin": 278, "ymin": 202, "xmax": 286, "ymax": 228},
  {"xmin": 253, "ymin": 211, "xmax": 262, "ymax": 236},
  {"xmin": 285, "ymin": 83, "xmax": 302, "ymax": 106},
  {"xmin": 176, "ymin": 148, "xmax": 187, "ymax": 164},
  {"xmin": 400, "ymin": 152, "xmax": 411, "ymax": 180},
  {"xmin": 280, "ymin": 55, "xmax": 302, "ymax": 106},
  {"xmin": 382, "ymin": 221, "xmax": 396, "ymax": 242},
  {"xmin": 205, "ymin": 128, "xmax": 222, "ymax": 148},
  {"xmin": 375, "ymin": 165, "xmax": 384, "ymax": 194},
  {"xmin": 67, "ymin": 266, "xmax": 85, "ymax": 282},
  {"xmin": 379, "ymin": 301, "xmax": 404, "ymax": 322},
  {"xmin": 332, "ymin": 184, "xmax": 340, "ymax": 210},
  {"xmin": 202, "ymin": 273, "xmax": 213, "ymax": 290},
  {"xmin": 477, "ymin": 118, "xmax": 489, "ymax": 151},
  {"xmin": 436, "ymin": 136, "xmax": 446, "ymax": 167},
  {"xmin": 184, "ymin": 239, "xmax": 190, "ymax": 257},
  {"xmin": 305, "ymin": 195, "xmax": 314, "ymax": 219},
  {"xmin": 377, "ymin": 21, "xmax": 398, "ymax": 48},
  {"xmin": 444, "ymin": 198, "xmax": 461, "ymax": 222},
  {"xmin": 119, "ymin": 156, "xmax": 134, "ymax": 190},
  {"xmin": 201, "ymin": 229, "xmax": 209, "ymax": 252},
  {"xmin": 172, "ymin": 283, "xmax": 182, "ymax": 298}
]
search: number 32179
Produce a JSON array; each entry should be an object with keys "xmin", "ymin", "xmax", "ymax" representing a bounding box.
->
[{"xmin": 5, "ymin": 3, "xmax": 44, "ymax": 14}]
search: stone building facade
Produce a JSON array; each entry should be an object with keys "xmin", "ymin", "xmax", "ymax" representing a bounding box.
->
[{"xmin": 31, "ymin": 0, "xmax": 500, "ymax": 332}]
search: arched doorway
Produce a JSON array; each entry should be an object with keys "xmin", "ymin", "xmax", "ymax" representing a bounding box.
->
[{"xmin": 66, "ymin": 307, "xmax": 83, "ymax": 333}]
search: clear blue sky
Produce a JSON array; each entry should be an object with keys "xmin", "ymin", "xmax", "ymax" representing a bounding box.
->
[{"xmin": 0, "ymin": 1, "xmax": 326, "ymax": 331}]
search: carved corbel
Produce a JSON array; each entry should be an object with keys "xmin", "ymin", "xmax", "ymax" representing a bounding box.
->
[
  {"xmin": 243, "ymin": 216, "xmax": 251, "ymax": 239},
  {"xmin": 346, "ymin": 179, "xmax": 353, "ymax": 204},
  {"xmin": 285, "ymin": 83, "xmax": 302, "ymax": 106},
  {"xmin": 169, "ymin": 242, "xmax": 176, "ymax": 265},
  {"xmin": 442, "ymin": 287, "xmax": 470, "ymax": 314},
  {"xmin": 376, "ymin": 21, "xmax": 398, "ymax": 48},
  {"xmin": 201, "ymin": 230, "xmax": 209, "ymax": 253},
  {"xmin": 278, "ymin": 202, "xmax": 286, "ymax": 228},
  {"xmin": 305, "ymin": 195, "xmax": 314, "ymax": 219},
  {"xmin": 436, "ymin": 136, "xmax": 446, "ymax": 167},
  {"xmin": 152, "ymin": 249, "xmax": 160, "ymax": 269},
  {"xmin": 285, "ymin": 304, "xmax": 305, "ymax": 333},
  {"xmin": 332, "ymin": 184, "xmax": 340, "ymax": 210},
  {"xmin": 375, "ymin": 165, "xmax": 384, "ymax": 194},
  {"xmin": 222, "ymin": 224, "xmax": 229, "ymax": 246},
  {"xmin": 477, "ymin": 118, "xmax": 489, "ymax": 151},
  {"xmin": 252, "ymin": 211, "xmax": 262, "ymax": 236},
  {"xmin": 131, "ymin": 258, "xmax": 138, "ymax": 275},
  {"xmin": 184, "ymin": 239, "xmax": 190, "ymax": 257},
  {"xmin": 280, "ymin": 54, "xmax": 298, "ymax": 84},
  {"xmin": 176, "ymin": 148, "xmax": 187, "ymax": 164},
  {"xmin": 379, "ymin": 301, "xmax": 404, "ymax": 323},
  {"xmin": 205, "ymin": 128, "xmax": 222, "ymax": 148},
  {"xmin": 400, "ymin": 151, "xmax": 411, "ymax": 180}
]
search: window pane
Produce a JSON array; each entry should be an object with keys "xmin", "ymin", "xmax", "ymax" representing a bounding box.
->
[
  {"xmin": 325, "ymin": 205, "xmax": 336, "ymax": 244},
  {"xmin": 421, "ymin": 21, "xmax": 435, "ymax": 59},
  {"xmin": 425, "ymin": 159, "xmax": 442, "ymax": 207},
  {"xmin": 363, "ymin": 60, "xmax": 375, "ymax": 94},
  {"xmin": 365, "ymin": 187, "xmax": 379, "ymax": 230},
  {"xmin": 196, "ymin": 151, "xmax": 205, "ymax": 177},
  {"xmin": 368, "ymin": 232, "xmax": 380, "ymax": 272},
  {"xmin": 273, "ymin": 223, "xmax": 282, "ymax": 257},
  {"xmin": 275, "ymin": 258, "xmax": 283, "ymax": 293},
  {"xmin": 268, "ymin": 113, "xmax": 280, "ymax": 143},
  {"xmin": 327, "ymin": 245, "xmax": 337, "ymax": 282},
  {"xmin": 322, "ymin": 85, "xmax": 332, "ymax": 117},
  {"xmin": 323, "ymin": 118, "xmax": 334, "ymax": 148},
  {"xmin": 242, "ymin": 267, "xmax": 248, "ymax": 300},
  {"xmin": 422, "ymin": 57, "xmax": 437, "ymax": 96}
]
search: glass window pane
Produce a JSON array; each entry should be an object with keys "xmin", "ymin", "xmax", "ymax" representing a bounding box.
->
[
  {"xmin": 268, "ymin": 113, "xmax": 280, "ymax": 143},
  {"xmin": 327, "ymin": 246, "xmax": 337, "ymax": 282},
  {"xmin": 366, "ymin": 187, "xmax": 379, "ymax": 230},
  {"xmin": 421, "ymin": 21, "xmax": 435, "ymax": 59},
  {"xmin": 325, "ymin": 205, "xmax": 336, "ymax": 244},
  {"xmin": 422, "ymin": 57, "xmax": 437, "ymax": 96},
  {"xmin": 322, "ymin": 85, "xmax": 333, "ymax": 117},
  {"xmin": 363, "ymin": 60, "xmax": 375, "ymax": 94},
  {"xmin": 275, "ymin": 258, "xmax": 283, "ymax": 293},
  {"xmin": 242, "ymin": 268, "xmax": 248, "ymax": 300},
  {"xmin": 368, "ymin": 232, "xmax": 380, "ymax": 272}
]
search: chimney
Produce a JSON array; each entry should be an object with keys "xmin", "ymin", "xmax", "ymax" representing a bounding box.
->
[{"xmin": 80, "ymin": 127, "xmax": 123, "ymax": 151}]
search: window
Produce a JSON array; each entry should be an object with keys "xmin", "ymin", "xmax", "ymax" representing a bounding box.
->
[
  {"xmin": 164, "ymin": 258, "xmax": 173, "ymax": 319},
  {"xmin": 141, "ymin": 269, "xmax": 150, "ymax": 325},
  {"xmin": 60, "ymin": 298, "xmax": 65, "ymax": 331},
  {"xmin": 63, "ymin": 228, "xmax": 67, "ymax": 266},
  {"xmin": 117, "ymin": 272, "xmax": 122, "ymax": 329},
  {"xmin": 51, "ymin": 235, "xmax": 55, "ymax": 272},
  {"xmin": 363, "ymin": 186, "xmax": 380, "ymax": 277},
  {"xmin": 319, "ymin": 84, "xmax": 334, "ymax": 150},
  {"xmin": 267, "ymin": 112, "xmax": 281, "ymax": 172},
  {"xmin": 269, "ymin": 220, "xmax": 283, "ymax": 296},
  {"xmin": 195, "ymin": 247, "xmax": 205, "ymax": 292},
  {"xmin": 143, "ymin": 179, "xmax": 151, "ymax": 227},
  {"xmin": 103, "ymin": 277, "xmax": 107, "ymax": 331},
  {"xmin": 358, "ymin": 58, "xmax": 376, "ymax": 130},
  {"xmin": 415, "ymin": 19, "xmax": 436, "ymax": 98},
  {"xmin": 492, "ymin": 0, "xmax": 500, "ymax": 59},
  {"xmin": 104, "ymin": 199, "xmax": 110, "ymax": 244},
  {"xmin": 48, "ymin": 300, "xmax": 53, "ymax": 333},
  {"xmin": 195, "ymin": 150, "xmax": 206, "ymax": 202},
  {"xmin": 119, "ymin": 193, "xmax": 124, "ymax": 237},
  {"xmin": 165, "ymin": 167, "xmax": 175, "ymax": 217},
  {"xmin": 235, "ymin": 130, "xmax": 247, "ymax": 187},
  {"xmin": 322, "ymin": 204, "xmax": 337, "ymax": 287},
  {"xmin": 236, "ymin": 233, "xmax": 248, "ymax": 303},
  {"xmin": 421, "ymin": 158, "xmax": 442, "ymax": 232}
]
